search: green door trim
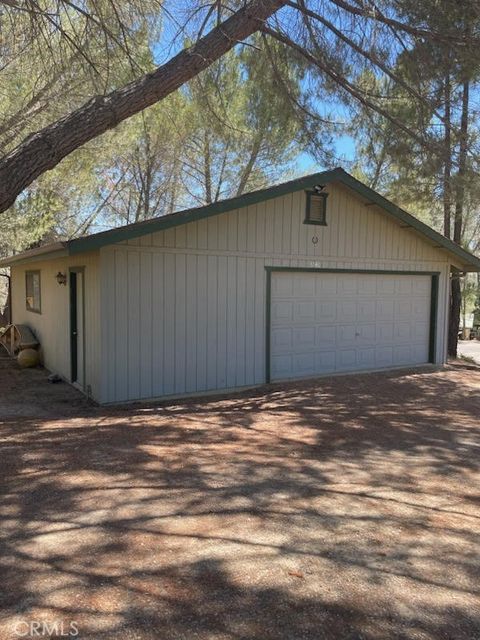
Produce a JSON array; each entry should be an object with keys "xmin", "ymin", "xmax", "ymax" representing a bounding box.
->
[
  {"xmin": 429, "ymin": 274, "xmax": 439, "ymax": 363},
  {"xmin": 69, "ymin": 266, "xmax": 86, "ymax": 386},
  {"xmin": 265, "ymin": 266, "xmax": 441, "ymax": 384}
]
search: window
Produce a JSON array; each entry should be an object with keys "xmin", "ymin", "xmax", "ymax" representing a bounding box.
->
[
  {"xmin": 304, "ymin": 190, "xmax": 328, "ymax": 225},
  {"xmin": 26, "ymin": 271, "xmax": 41, "ymax": 313}
]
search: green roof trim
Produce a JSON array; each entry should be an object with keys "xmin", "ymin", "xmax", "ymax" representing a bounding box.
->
[
  {"xmin": 336, "ymin": 171, "xmax": 480, "ymax": 271},
  {"xmin": 2, "ymin": 167, "xmax": 480, "ymax": 270},
  {"xmin": 67, "ymin": 168, "xmax": 341, "ymax": 255}
]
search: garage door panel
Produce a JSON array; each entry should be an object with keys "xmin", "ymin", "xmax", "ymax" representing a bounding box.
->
[
  {"xmin": 413, "ymin": 322, "xmax": 429, "ymax": 341},
  {"xmin": 395, "ymin": 299, "xmax": 413, "ymax": 320},
  {"xmin": 412, "ymin": 278, "xmax": 431, "ymax": 296},
  {"xmin": 315, "ymin": 275, "xmax": 337, "ymax": 296},
  {"xmin": 358, "ymin": 278, "xmax": 377, "ymax": 295},
  {"xmin": 395, "ymin": 278, "xmax": 413, "ymax": 294},
  {"xmin": 393, "ymin": 345, "xmax": 413, "ymax": 365},
  {"xmin": 413, "ymin": 344, "xmax": 429, "ymax": 363},
  {"xmin": 376, "ymin": 278, "xmax": 395, "ymax": 295},
  {"xmin": 272, "ymin": 275, "xmax": 293, "ymax": 297},
  {"xmin": 412, "ymin": 299, "xmax": 430, "ymax": 317},
  {"xmin": 270, "ymin": 272, "xmax": 432, "ymax": 381},
  {"xmin": 293, "ymin": 275, "xmax": 316, "ymax": 297},
  {"xmin": 337, "ymin": 275, "xmax": 357, "ymax": 295},
  {"xmin": 271, "ymin": 301, "xmax": 293, "ymax": 323},
  {"xmin": 376, "ymin": 323, "xmax": 394, "ymax": 343},
  {"xmin": 316, "ymin": 326, "xmax": 337, "ymax": 347},
  {"xmin": 394, "ymin": 344, "xmax": 429, "ymax": 365},
  {"xmin": 357, "ymin": 348, "xmax": 376, "ymax": 368},
  {"xmin": 315, "ymin": 301, "xmax": 337, "ymax": 322},
  {"xmin": 271, "ymin": 354, "xmax": 293, "ymax": 378},
  {"xmin": 394, "ymin": 322, "xmax": 413, "ymax": 341},
  {"xmin": 271, "ymin": 327, "xmax": 292, "ymax": 351},
  {"xmin": 294, "ymin": 326, "xmax": 316, "ymax": 348},
  {"xmin": 294, "ymin": 353, "xmax": 316, "ymax": 375},
  {"xmin": 376, "ymin": 299, "xmax": 395, "ymax": 320},
  {"xmin": 337, "ymin": 325, "xmax": 357, "ymax": 346},
  {"xmin": 294, "ymin": 300, "xmax": 315, "ymax": 322},
  {"xmin": 357, "ymin": 300, "xmax": 376, "ymax": 322},
  {"xmin": 357, "ymin": 324, "xmax": 376, "ymax": 343},
  {"xmin": 315, "ymin": 351, "xmax": 336, "ymax": 370},
  {"xmin": 375, "ymin": 346, "xmax": 394, "ymax": 367},
  {"xmin": 337, "ymin": 349, "xmax": 357, "ymax": 369},
  {"xmin": 338, "ymin": 300, "xmax": 356, "ymax": 322}
]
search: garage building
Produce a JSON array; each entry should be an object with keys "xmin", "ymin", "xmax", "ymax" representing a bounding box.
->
[{"xmin": 2, "ymin": 167, "xmax": 480, "ymax": 403}]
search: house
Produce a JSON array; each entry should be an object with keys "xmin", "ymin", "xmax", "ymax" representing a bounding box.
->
[{"xmin": 2, "ymin": 168, "xmax": 480, "ymax": 404}]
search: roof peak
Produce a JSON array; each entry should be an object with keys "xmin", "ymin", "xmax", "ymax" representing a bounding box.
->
[{"xmin": 1, "ymin": 167, "xmax": 479, "ymax": 271}]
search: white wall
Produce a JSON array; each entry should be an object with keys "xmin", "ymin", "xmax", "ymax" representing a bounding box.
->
[
  {"xmin": 11, "ymin": 251, "xmax": 101, "ymax": 400},
  {"xmin": 100, "ymin": 183, "xmax": 452, "ymax": 403}
]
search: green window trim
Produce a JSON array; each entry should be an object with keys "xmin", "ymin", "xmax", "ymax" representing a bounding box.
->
[
  {"xmin": 25, "ymin": 270, "xmax": 41, "ymax": 314},
  {"xmin": 304, "ymin": 190, "xmax": 328, "ymax": 226}
]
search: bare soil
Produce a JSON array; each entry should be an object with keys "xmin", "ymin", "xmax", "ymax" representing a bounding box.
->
[{"xmin": 0, "ymin": 358, "xmax": 479, "ymax": 639}]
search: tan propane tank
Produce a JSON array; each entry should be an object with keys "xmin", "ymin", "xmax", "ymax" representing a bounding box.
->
[{"xmin": 17, "ymin": 348, "xmax": 40, "ymax": 368}]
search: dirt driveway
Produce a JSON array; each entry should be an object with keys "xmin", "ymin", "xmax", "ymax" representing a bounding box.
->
[
  {"xmin": 458, "ymin": 339, "xmax": 480, "ymax": 365},
  {"xmin": 1, "ymin": 359, "xmax": 479, "ymax": 640}
]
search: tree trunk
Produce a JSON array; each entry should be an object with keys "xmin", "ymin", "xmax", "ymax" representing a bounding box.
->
[
  {"xmin": 449, "ymin": 276, "xmax": 462, "ymax": 357},
  {"xmin": 443, "ymin": 73, "xmax": 452, "ymax": 239},
  {"xmin": 236, "ymin": 135, "xmax": 262, "ymax": 196},
  {"xmin": 462, "ymin": 279, "xmax": 467, "ymax": 338},
  {"xmin": 453, "ymin": 80, "xmax": 469, "ymax": 244},
  {"xmin": 203, "ymin": 131, "xmax": 213, "ymax": 205},
  {"xmin": 0, "ymin": 274, "xmax": 11, "ymax": 326},
  {"xmin": 448, "ymin": 80, "xmax": 470, "ymax": 357},
  {"xmin": 0, "ymin": 0, "xmax": 286, "ymax": 214}
]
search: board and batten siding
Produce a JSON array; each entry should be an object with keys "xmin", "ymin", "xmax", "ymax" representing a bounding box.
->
[
  {"xmin": 99, "ymin": 183, "xmax": 452, "ymax": 403},
  {"xmin": 10, "ymin": 251, "xmax": 101, "ymax": 399}
]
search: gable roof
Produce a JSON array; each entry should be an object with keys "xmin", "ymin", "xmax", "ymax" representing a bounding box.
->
[{"xmin": 2, "ymin": 167, "xmax": 480, "ymax": 270}]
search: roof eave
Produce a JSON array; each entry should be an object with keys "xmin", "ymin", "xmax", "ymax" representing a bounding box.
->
[
  {"xmin": 0, "ymin": 242, "xmax": 68, "ymax": 267},
  {"xmin": 335, "ymin": 170, "xmax": 480, "ymax": 272},
  {"xmin": 68, "ymin": 168, "xmax": 343, "ymax": 255},
  {"xmin": 2, "ymin": 167, "xmax": 480, "ymax": 272}
]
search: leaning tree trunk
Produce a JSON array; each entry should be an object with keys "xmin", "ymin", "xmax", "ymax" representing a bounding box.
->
[
  {"xmin": 448, "ymin": 79, "xmax": 470, "ymax": 357},
  {"xmin": 0, "ymin": 0, "xmax": 286, "ymax": 214}
]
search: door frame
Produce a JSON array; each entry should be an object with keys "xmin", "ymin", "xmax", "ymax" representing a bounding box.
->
[
  {"xmin": 265, "ymin": 266, "xmax": 440, "ymax": 383},
  {"xmin": 69, "ymin": 266, "xmax": 86, "ymax": 387}
]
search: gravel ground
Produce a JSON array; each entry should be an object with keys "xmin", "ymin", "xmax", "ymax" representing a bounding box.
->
[{"xmin": 0, "ymin": 359, "xmax": 479, "ymax": 639}]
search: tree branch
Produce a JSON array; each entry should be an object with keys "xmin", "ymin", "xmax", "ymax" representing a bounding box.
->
[
  {"xmin": 262, "ymin": 25, "xmax": 434, "ymax": 152},
  {"xmin": 291, "ymin": 0, "xmax": 447, "ymax": 127},
  {"xmin": 327, "ymin": 0, "xmax": 479, "ymax": 47},
  {"xmin": 0, "ymin": 0, "xmax": 286, "ymax": 213}
]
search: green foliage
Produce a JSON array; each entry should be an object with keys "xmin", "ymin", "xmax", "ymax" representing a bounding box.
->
[
  {"xmin": 0, "ymin": 0, "xmax": 164, "ymax": 252},
  {"xmin": 2, "ymin": 0, "xmax": 479, "ymax": 263},
  {"xmin": 0, "ymin": 2, "xmax": 309, "ymax": 242},
  {"xmin": 347, "ymin": 0, "xmax": 480, "ymax": 251},
  {"xmin": 90, "ymin": 36, "xmax": 308, "ymax": 227}
]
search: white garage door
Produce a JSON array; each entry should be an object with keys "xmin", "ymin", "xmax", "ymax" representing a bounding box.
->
[{"xmin": 270, "ymin": 271, "xmax": 432, "ymax": 381}]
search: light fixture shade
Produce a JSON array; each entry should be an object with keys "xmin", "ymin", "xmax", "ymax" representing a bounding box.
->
[{"xmin": 55, "ymin": 272, "xmax": 67, "ymax": 286}]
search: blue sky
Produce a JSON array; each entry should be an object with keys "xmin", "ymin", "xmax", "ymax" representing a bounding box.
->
[
  {"xmin": 297, "ymin": 135, "xmax": 357, "ymax": 174},
  {"xmin": 153, "ymin": 2, "xmax": 360, "ymax": 177}
]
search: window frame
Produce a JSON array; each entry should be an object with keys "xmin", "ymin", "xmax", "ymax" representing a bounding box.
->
[
  {"xmin": 25, "ymin": 270, "xmax": 42, "ymax": 314},
  {"xmin": 304, "ymin": 190, "xmax": 328, "ymax": 226}
]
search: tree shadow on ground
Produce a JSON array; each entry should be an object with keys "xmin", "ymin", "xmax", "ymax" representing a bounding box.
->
[{"xmin": 0, "ymin": 362, "xmax": 479, "ymax": 639}]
